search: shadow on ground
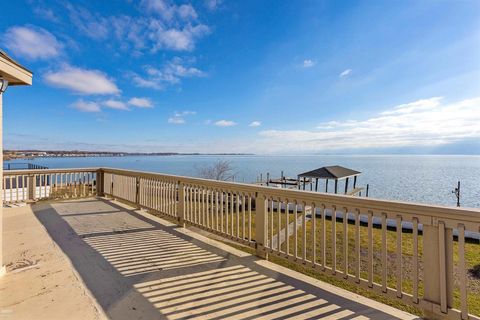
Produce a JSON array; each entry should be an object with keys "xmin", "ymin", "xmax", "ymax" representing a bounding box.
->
[{"xmin": 32, "ymin": 198, "xmax": 412, "ymax": 320}]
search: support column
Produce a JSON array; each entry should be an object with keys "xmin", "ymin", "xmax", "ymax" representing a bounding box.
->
[
  {"xmin": 255, "ymin": 192, "xmax": 268, "ymax": 259},
  {"xmin": 96, "ymin": 169, "xmax": 104, "ymax": 197},
  {"xmin": 423, "ymin": 223, "xmax": 454, "ymax": 319},
  {"xmin": 0, "ymin": 92, "xmax": 4, "ymax": 275},
  {"xmin": 344, "ymin": 177, "xmax": 349, "ymax": 194},
  {"xmin": 27, "ymin": 175, "xmax": 35, "ymax": 201}
]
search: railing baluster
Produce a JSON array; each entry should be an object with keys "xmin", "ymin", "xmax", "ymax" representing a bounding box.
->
[
  {"xmin": 368, "ymin": 211, "xmax": 373, "ymax": 287},
  {"xmin": 285, "ymin": 199, "xmax": 289, "ymax": 255},
  {"xmin": 332, "ymin": 206, "xmax": 337, "ymax": 274},
  {"xmin": 382, "ymin": 212, "xmax": 387, "ymax": 292},
  {"xmin": 355, "ymin": 209, "xmax": 360, "ymax": 283},
  {"xmin": 230, "ymin": 192, "xmax": 234, "ymax": 236},
  {"xmin": 294, "ymin": 201, "xmax": 298, "ymax": 259},
  {"xmin": 277, "ymin": 198, "xmax": 281, "ymax": 253},
  {"xmin": 396, "ymin": 215, "xmax": 402, "ymax": 297},
  {"xmin": 311, "ymin": 202, "xmax": 316, "ymax": 264},
  {"xmin": 322, "ymin": 205, "xmax": 327, "ymax": 270},
  {"xmin": 242, "ymin": 193, "xmax": 246, "ymax": 241},
  {"xmin": 412, "ymin": 217, "xmax": 419, "ymax": 303},
  {"xmin": 271, "ymin": 199, "xmax": 274, "ymax": 249},
  {"xmin": 458, "ymin": 223, "xmax": 468, "ymax": 319},
  {"xmin": 302, "ymin": 201, "xmax": 307, "ymax": 262},
  {"xmin": 343, "ymin": 206, "xmax": 348, "ymax": 278},
  {"xmin": 236, "ymin": 193, "xmax": 240, "ymax": 238}
]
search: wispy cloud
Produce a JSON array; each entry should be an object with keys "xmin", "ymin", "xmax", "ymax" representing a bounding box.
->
[
  {"xmin": 45, "ymin": 65, "xmax": 120, "ymax": 95},
  {"xmin": 249, "ymin": 121, "xmax": 261, "ymax": 127},
  {"xmin": 103, "ymin": 99, "xmax": 129, "ymax": 110},
  {"xmin": 168, "ymin": 117, "xmax": 186, "ymax": 124},
  {"xmin": 214, "ymin": 120, "xmax": 237, "ymax": 127},
  {"xmin": 168, "ymin": 110, "xmax": 196, "ymax": 124},
  {"xmin": 128, "ymin": 97, "xmax": 153, "ymax": 108},
  {"xmin": 133, "ymin": 57, "xmax": 205, "ymax": 90},
  {"xmin": 32, "ymin": 6, "xmax": 60, "ymax": 23},
  {"xmin": 258, "ymin": 97, "xmax": 480, "ymax": 152},
  {"xmin": 339, "ymin": 69, "xmax": 352, "ymax": 77},
  {"xmin": 204, "ymin": 0, "xmax": 222, "ymax": 11},
  {"xmin": 4, "ymin": 26, "xmax": 63, "ymax": 60},
  {"xmin": 65, "ymin": 2, "xmax": 209, "ymax": 54},
  {"xmin": 71, "ymin": 100, "xmax": 101, "ymax": 112},
  {"xmin": 303, "ymin": 59, "xmax": 316, "ymax": 68}
]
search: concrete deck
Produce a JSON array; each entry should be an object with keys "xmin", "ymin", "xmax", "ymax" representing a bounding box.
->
[
  {"xmin": 0, "ymin": 204, "xmax": 103, "ymax": 320},
  {"xmin": 3, "ymin": 198, "xmax": 418, "ymax": 319}
]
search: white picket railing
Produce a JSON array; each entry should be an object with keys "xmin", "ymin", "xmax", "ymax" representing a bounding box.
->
[{"xmin": 3, "ymin": 167, "xmax": 480, "ymax": 319}]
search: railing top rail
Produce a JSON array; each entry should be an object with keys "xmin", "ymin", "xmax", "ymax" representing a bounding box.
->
[
  {"xmin": 100, "ymin": 167, "xmax": 480, "ymax": 222},
  {"xmin": 4, "ymin": 166, "xmax": 479, "ymax": 222},
  {"xmin": 4, "ymin": 168, "xmax": 99, "ymax": 175}
]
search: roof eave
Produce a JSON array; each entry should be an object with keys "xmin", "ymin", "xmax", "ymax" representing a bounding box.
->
[{"xmin": 0, "ymin": 53, "xmax": 33, "ymax": 86}]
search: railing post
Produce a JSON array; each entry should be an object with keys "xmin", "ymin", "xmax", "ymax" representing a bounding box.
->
[
  {"xmin": 255, "ymin": 192, "xmax": 268, "ymax": 259},
  {"xmin": 423, "ymin": 222, "xmax": 454, "ymax": 319},
  {"xmin": 96, "ymin": 169, "xmax": 104, "ymax": 197},
  {"xmin": 177, "ymin": 181, "xmax": 185, "ymax": 227},
  {"xmin": 27, "ymin": 175, "xmax": 35, "ymax": 202}
]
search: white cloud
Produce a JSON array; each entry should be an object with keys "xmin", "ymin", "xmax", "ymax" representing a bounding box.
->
[
  {"xmin": 257, "ymin": 97, "xmax": 480, "ymax": 152},
  {"xmin": 128, "ymin": 97, "xmax": 153, "ymax": 108},
  {"xmin": 72, "ymin": 100, "xmax": 101, "ymax": 112},
  {"xmin": 178, "ymin": 4, "xmax": 198, "ymax": 20},
  {"xmin": 214, "ymin": 120, "xmax": 237, "ymax": 127},
  {"xmin": 141, "ymin": 0, "xmax": 176, "ymax": 20},
  {"xmin": 133, "ymin": 57, "xmax": 205, "ymax": 90},
  {"xmin": 339, "ymin": 69, "xmax": 352, "ymax": 77},
  {"xmin": 65, "ymin": 2, "xmax": 209, "ymax": 54},
  {"xmin": 380, "ymin": 97, "xmax": 442, "ymax": 115},
  {"xmin": 45, "ymin": 65, "xmax": 120, "ymax": 95},
  {"xmin": 249, "ymin": 121, "xmax": 261, "ymax": 127},
  {"xmin": 168, "ymin": 117, "xmax": 186, "ymax": 124},
  {"xmin": 303, "ymin": 59, "xmax": 315, "ymax": 68},
  {"xmin": 4, "ymin": 26, "xmax": 62, "ymax": 60},
  {"xmin": 168, "ymin": 110, "xmax": 196, "ymax": 124},
  {"xmin": 205, "ymin": 0, "xmax": 222, "ymax": 11},
  {"xmin": 150, "ymin": 24, "xmax": 210, "ymax": 51},
  {"xmin": 103, "ymin": 99, "xmax": 129, "ymax": 110}
]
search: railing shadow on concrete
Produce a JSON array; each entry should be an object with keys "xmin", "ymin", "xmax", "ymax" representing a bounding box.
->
[
  {"xmin": 4, "ymin": 167, "xmax": 480, "ymax": 319},
  {"xmin": 30, "ymin": 198, "xmax": 412, "ymax": 320}
]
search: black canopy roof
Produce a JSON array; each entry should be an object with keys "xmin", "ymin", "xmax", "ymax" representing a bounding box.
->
[{"xmin": 298, "ymin": 165, "xmax": 361, "ymax": 180}]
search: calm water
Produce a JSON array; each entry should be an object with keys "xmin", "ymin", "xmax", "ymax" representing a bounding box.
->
[{"xmin": 5, "ymin": 155, "xmax": 480, "ymax": 208}]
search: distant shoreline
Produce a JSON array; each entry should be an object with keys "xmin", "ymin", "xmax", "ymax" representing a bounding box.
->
[{"xmin": 3, "ymin": 151, "xmax": 254, "ymax": 161}]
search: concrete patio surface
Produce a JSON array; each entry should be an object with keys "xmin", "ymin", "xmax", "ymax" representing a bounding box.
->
[
  {"xmin": 0, "ymin": 204, "xmax": 104, "ymax": 320},
  {"xmin": 2, "ymin": 198, "xmax": 419, "ymax": 319}
]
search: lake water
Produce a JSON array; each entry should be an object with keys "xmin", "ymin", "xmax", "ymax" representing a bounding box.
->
[{"xmin": 5, "ymin": 155, "xmax": 480, "ymax": 208}]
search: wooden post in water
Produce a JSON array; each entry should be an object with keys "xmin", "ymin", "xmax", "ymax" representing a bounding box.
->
[
  {"xmin": 266, "ymin": 172, "xmax": 270, "ymax": 186},
  {"xmin": 452, "ymin": 181, "xmax": 460, "ymax": 207},
  {"xmin": 366, "ymin": 184, "xmax": 369, "ymax": 197}
]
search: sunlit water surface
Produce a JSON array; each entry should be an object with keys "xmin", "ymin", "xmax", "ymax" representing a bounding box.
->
[{"xmin": 5, "ymin": 155, "xmax": 480, "ymax": 208}]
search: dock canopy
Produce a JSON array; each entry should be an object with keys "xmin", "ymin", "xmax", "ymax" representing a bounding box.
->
[
  {"xmin": 298, "ymin": 165, "xmax": 360, "ymax": 180},
  {"xmin": 297, "ymin": 165, "xmax": 361, "ymax": 194}
]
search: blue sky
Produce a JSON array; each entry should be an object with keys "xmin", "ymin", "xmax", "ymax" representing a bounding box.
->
[{"xmin": 1, "ymin": 0, "xmax": 479, "ymax": 154}]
